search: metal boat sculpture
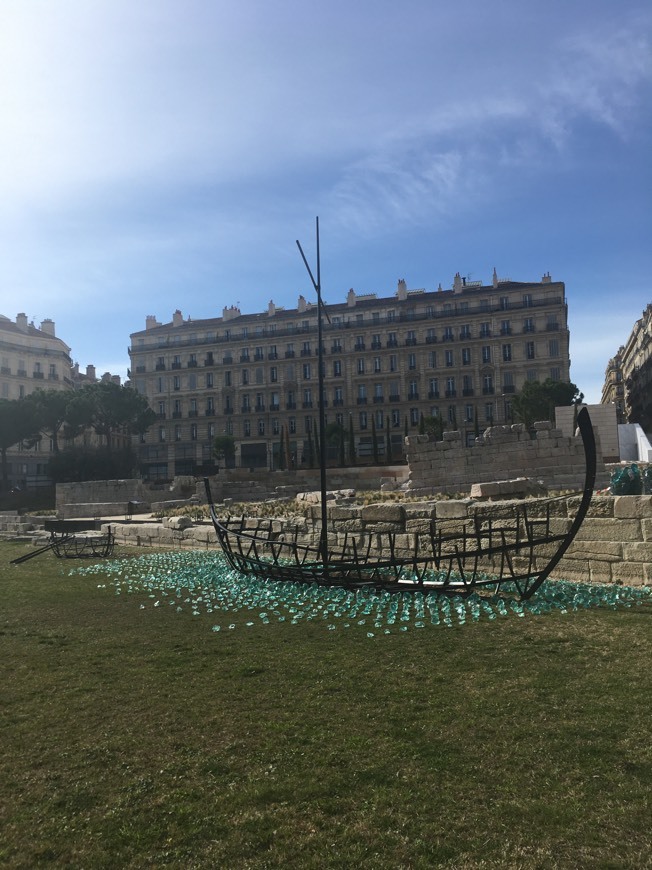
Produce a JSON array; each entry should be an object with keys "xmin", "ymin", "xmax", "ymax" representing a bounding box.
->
[
  {"xmin": 204, "ymin": 220, "xmax": 596, "ymax": 601},
  {"xmin": 10, "ymin": 521, "xmax": 115, "ymax": 565}
]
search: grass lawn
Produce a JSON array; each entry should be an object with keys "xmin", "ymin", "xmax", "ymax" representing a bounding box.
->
[{"xmin": 1, "ymin": 540, "xmax": 651, "ymax": 869}]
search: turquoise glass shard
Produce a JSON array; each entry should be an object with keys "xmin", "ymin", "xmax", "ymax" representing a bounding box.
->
[{"xmin": 73, "ymin": 551, "xmax": 652, "ymax": 636}]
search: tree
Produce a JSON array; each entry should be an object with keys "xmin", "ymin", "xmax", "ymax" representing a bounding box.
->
[
  {"xmin": 66, "ymin": 382, "xmax": 156, "ymax": 452},
  {"xmin": 25, "ymin": 388, "xmax": 74, "ymax": 453},
  {"xmin": 371, "ymin": 415, "xmax": 379, "ymax": 464},
  {"xmin": 0, "ymin": 398, "xmax": 41, "ymax": 490},
  {"xmin": 212, "ymin": 434, "xmax": 236, "ymax": 468},
  {"xmin": 512, "ymin": 379, "xmax": 583, "ymax": 429},
  {"xmin": 385, "ymin": 416, "xmax": 392, "ymax": 464},
  {"xmin": 348, "ymin": 416, "xmax": 356, "ymax": 466},
  {"xmin": 421, "ymin": 414, "xmax": 445, "ymax": 441}
]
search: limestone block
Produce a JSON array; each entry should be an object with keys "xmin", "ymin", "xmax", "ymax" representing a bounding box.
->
[
  {"xmin": 163, "ymin": 516, "xmax": 193, "ymax": 530},
  {"xmin": 533, "ymin": 420, "xmax": 552, "ymax": 430},
  {"xmin": 642, "ymin": 519, "xmax": 652, "ymax": 542},
  {"xmin": 361, "ymin": 503, "xmax": 405, "ymax": 523},
  {"xmin": 622, "ymin": 542, "xmax": 652, "ymax": 563},
  {"xmin": 405, "ymin": 518, "xmax": 433, "ymax": 533},
  {"xmin": 332, "ymin": 519, "xmax": 364, "ymax": 533},
  {"xmin": 575, "ymin": 518, "xmax": 640, "ymax": 542},
  {"xmin": 613, "ymin": 496, "xmax": 652, "ymax": 519},
  {"xmin": 434, "ymin": 500, "xmax": 471, "ymax": 519},
  {"xmin": 404, "ymin": 504, "xmax": 436, "ymax": 520},
  {"xmin": 362, "ymin": 521, "xmax": 404, "ymax": 534},
  {"xmin": 611, "ymin": 562, "xmax": 647, "ymax": 586},
  {"xmin": 566, "ymin": 540, "xmax": 622, "ymax": 561},
  {"xmin": 588, "ymin": 561, "xmax": 613, "ymax": 584},
  {"xmin": 329, "ymin": 506, "xmax": 361, "ymax": 521}
]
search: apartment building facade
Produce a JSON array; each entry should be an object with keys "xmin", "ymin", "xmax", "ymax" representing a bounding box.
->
[
  {"xmin": 0, "ymin": 313, "xmax": 74, "ymax": 488},
  {"xmin": 129, "ymin": 270, "xmax": 570, "ymax": 480},
  {"xmin": 603, "ymin": 303, "xmax": 652, "ymax": 431}
]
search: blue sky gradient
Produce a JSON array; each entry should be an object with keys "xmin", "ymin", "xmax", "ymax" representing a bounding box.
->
[{"xmin": 1, "ymin": 0, "xmax": 650, "ymax": 401}]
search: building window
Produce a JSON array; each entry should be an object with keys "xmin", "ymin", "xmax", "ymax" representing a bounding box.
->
[
  {"xmin": 206, "ymin": 373, "xmax": 213, "ymax": 388},
  {"xmin": 270, "ymin": 366, "xmax": 278, "ymax": 383},
  {"xmin": 410, "ymin": 407, "xmax": 419, "ymax": 425},
  {"xmin": 159, "ymin": 427, "xmax": 166, "ymax": 442},
  {"xmin": 550, "ymin": 367, "xmax": 561, "ymax": 381},
  {"xmin": 392, "ymin": 409, "xmax": 400, "ymax": 427},
  {"xmin": 174, "ymin": 425, "xmax": 181, "ymax": 441},
  {"xmin": 303, "ymin": 363, "xmax": 311, "ymax": 379},
  {"xmin": 334, "ymin": 386, "xmax": 343, "ymax": 404},
  {"xmin": 428, "ymin": 351, "xmax": 437, "ymax": 368},
  {"xmin": 485, "ymin": 404, "xmax": 494, "ymax": 422},
  {"xmin": 244, "ymin": 420, "xmax": 251, "ymax": 437},
  {"xmin": 500, "ymin": 296, "xmax": 509, "ymax": 310},
  {"xmin": 289, "ymin": 417, "xmax": 296, "ymax": 434},
  {"xmin": 480, "ymin": 322, "xmax": 490, "ymax": 338},
  {"xmin": 445, "ymin": 350, "xmax": 454, "ymax": 367},
  {"xmin": 373, "ymin": 356, "xmax": 381, "ymax": 373},
  {"xmin": 357, "ymin": 358, "xmax": 365, "ymax": 374},
  {"xmin": 408, "ymin": 353, "xmax": 417, "ymax": 370},
  {"xmin": 375, "ymin": 410, "xmax": 384, "ymax": 428},
  {"xmin": 408, "ymin": 380, "xmax": 418, "ymax": 399},
  {"xmin": 333, "ymin": 360, "xmax": 342, "ymax": 377},
  {"xmin": 191, "ymin": 424, "xmax": 198, "ymax": 441},
  {"xmin": 357, "ymin": 384, "xmax": 367, "ymax": 401},
  {"xmin": 523, "ymin": 293, "xmax": 532, "ymax": 307},
  {"xmin": 272, "ymin": 418, "xmax": 280, "ymax": 435},
  {"xmin": 303, "ymin": 388, "xmax": 312, "ymax": 407},
  {"xmin": 429, "ymin": 378, "xmax": 439, "ymax": 398},
  {"xmin": 359, "ymin": 411, "xmax": 367, "ymax": 429},
  {"xmin": 524, "ymin": 317, "xmax": 535, "ymax": 333},
  {"xmin": 548, "ymin": 339, "xmax": 559, "ymax": 357},
  {"xmin": 390, "ymin": 355, "xmax": 398, "ymax": 372},
  {"xmin": 527, "ymin": 369, "xmax": 537, "ymax": 382},
  {"xmin": 208, "ymin": 423, "xmax": 215, "ymax": 438},
  {"xmin": 258, "ymin": 419, "xmax": 265, "ymax": 435},
  {"xmin": 483, "ymin": 374, "xmax": 494, "ymax": 394},
  {"xmin": 482, "ymin": 346, "xmax": 491, "ymax": 364},
  {"xmin": 242, "ymin": 369, "xmax": 249, "ymax": 385},
  {"xmin": 460, "ymin": 325, "xmax": 470, "ymax": 339},
  {"xmin": 224, "ymin": 371, "xmax": 232, "ymax": 387},
  {"xmin": 462, "ymin": 347, "xmax": 471, "ymax": 365},
  {"xmin": 502, "ymin": 344, "xmax": 512, "ymax": 362},
  {"xmin": 465, "ymin": 404, "xmax": 474, "ymax": 423},
  {"xmin": 446, "ymin": 377, "xmax": 456, "ymax": 397},
  {"xmin": 526, "ymin": 341, "xmax": 535, "ymax": 360},
  {"xmin": 173, "ymin": 376, "xmax": 180, "ymax": 391},
  {"xmin": 444, "ymin": 326, "xmax": 454, "ymax": 341}
]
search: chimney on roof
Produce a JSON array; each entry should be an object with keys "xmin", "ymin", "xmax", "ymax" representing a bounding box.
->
[
  {"xmin": 492, "ymin": 267, "xmax": 498, "ymax": 289},
  {"xmin": 298, "ymin": 295, "xmax": 307, "ymax": 313},
  {"xmin": 541, "ymin": 272, "xmax": 552, "ymax": 283},
  {"xmin": 172, "ymin": 309, "xmax": 183, "ymax": 327},
  {"xmin": 347, "ymin": 288, "xmax": 356, "ymax": 307},
  {"xmin": 86, "ymin": 364, "xmax": 96, "ymax": 380},
  {"xmin": 146, "ymin": 315, "xmax": 160, "ymax": 330},
  {"xmin": 453, "ymin": 272, "xmax": 463, "ymax": 293},
  {"xmin": 16, "ymin": 313, "xmax": 28, "ymax": 331},
  {"xmin": 40, "ymin": 318, "xmax": 55, "ymax": 337},
  {"xmin": 397, "ymin": 279, "xmax": 407, "ymax": 301},
  {"xmin": 268, "ymin": 300, "xmax": 276, "ymax": 317}
]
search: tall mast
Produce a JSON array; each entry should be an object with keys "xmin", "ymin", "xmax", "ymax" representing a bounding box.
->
[{"xmin": 296, "ymin": 218, "xmax": 329, "ymax": 574}]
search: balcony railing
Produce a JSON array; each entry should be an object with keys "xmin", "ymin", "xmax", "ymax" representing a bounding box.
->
[
  {"xmin": 356, "ymin": 397, "xmax": 367, "ymax": 405},
  {"xmin": 373, "ymin": 396, "xmax": 384, "ymax": 403}
]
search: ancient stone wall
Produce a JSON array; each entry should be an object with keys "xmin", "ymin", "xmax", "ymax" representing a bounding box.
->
[
  {"xmin": 105, "ymin": 494, "xmax": 652, "ymax": 587},
  {"xmin": 405, "ymin": 421, "xmax": 609, "ymax": 496}
]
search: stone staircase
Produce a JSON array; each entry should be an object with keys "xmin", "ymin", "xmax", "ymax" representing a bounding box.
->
[{"xmin": 0, "ymin": 511, "xmax": 47, "ymax": 542}]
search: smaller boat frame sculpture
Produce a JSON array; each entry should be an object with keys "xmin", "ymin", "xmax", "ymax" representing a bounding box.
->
[
  {"xmin": 205, "ymin": 220, "xmax": 596, "ymax": 602},
  {"xmin": 10, "ymin": 521, "xmax": 115, "ymax": 565}
]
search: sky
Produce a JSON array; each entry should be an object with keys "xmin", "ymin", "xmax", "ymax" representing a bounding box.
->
[{"xmin": 0, "ymin": 0, "xmax": 650, "ymax": 403}]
